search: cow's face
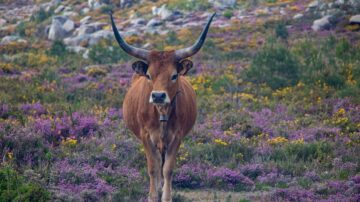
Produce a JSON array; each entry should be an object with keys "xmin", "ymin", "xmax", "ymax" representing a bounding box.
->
[{"xmin": 131, "ymin": 51, "xmax": 193, "ymax": 105}]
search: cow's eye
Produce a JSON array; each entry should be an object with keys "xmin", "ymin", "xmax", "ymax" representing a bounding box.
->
[
  {"xmin": 171, "ymin": 74, "xmax": 178, "ymax": 81},
  {"xmin": 146, "ymin": 74, "xmax": 151, "ymax": 80}
]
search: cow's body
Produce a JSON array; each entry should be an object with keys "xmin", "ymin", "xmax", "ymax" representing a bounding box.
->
[{"xmin": 110, "ymin": 13, "xmax": 215, "ymax": 202}]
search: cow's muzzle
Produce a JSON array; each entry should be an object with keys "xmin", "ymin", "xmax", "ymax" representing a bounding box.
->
[{"xmin": 149, "ymin": 91, "xmax": 170, "ymax": 104}]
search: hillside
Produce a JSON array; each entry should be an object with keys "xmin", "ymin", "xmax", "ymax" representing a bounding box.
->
[{"xmin": 0, "ymin": 0, "xmax": 360, "ymax": 201}]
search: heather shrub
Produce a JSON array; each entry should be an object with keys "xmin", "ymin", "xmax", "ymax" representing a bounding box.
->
[{"xmin": 244, "ymin": 39, "xmax": 300, "ymax": 89}]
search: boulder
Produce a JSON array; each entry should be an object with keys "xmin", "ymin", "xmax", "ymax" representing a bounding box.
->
[
  {"xmin": 312, "ymin": 15, "xmax": 332, "ymax": 31},
  {"xmin": 147, "ymin": 18, "xmax": 162, "ymax": 27},
  {"xmin": 62, "ymin": 19, "xmax": 75, "ymax": 32},
  {"xmin": 88, "ymin": 0, "xmax": 102, "ymax": 9},
  {"xmin": 350, "ymin": 15, "xmax": 360, "ymax": 24},
  {"xmin": 0, "ymin": 19, "xmax": 7, "ymax": 27},
  {"xmin": 0, "ymin": 36, "xmax": 27, "ymax": 45},
  {"xmin": 208, "ymin": 0, "xmax": 237, "ymax": 9},
  {"xmin": 120, "ymin": 0, "xmax": 133, "ymax": 8},
  {"xmin": 66, "ymin": 46, "xmax": 87, "ymax": 54},
  {"xmin": 130, "ymin": 18, "xmax": 146, "ymax": 26},
  {"xmin": 48, "ymin": 16, "xmax": 75, "ymax": 40},
  {"xmin": 64, "ymin": 35, "xmax": 90, "ymax": 46},
  {"xmin": 293, "ymin": 13, "xmax": 304, "ymax": 20},
  {"xmin": 88, "ymin": 30, "xmax": 113, "ymax": 46},
  {"xmin": 80, "ymin": 16, "xmax": 92, "ymax": 24},
  {"xmin": 54, "ymin": 5, "xmax": 65, "ymax": 14}
]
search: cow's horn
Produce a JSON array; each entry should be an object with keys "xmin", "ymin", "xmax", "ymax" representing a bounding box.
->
[
  {"xmin": 110, "ymin": 13, "xmax": 149, "ymax": 61},
  {"xmin": 175, "ymin": 13, "xmax": 216, "ymax": 61}
]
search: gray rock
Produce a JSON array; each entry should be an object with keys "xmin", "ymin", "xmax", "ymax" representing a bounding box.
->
[
  {"xmin": 88, "ymin": 0, "xmax": 102, "ymax": 9},
  {"xmin": 308, "ymin": 0, "xmax": 320, "ymax": 8},
  {"xmin": 147, "ymin": 18, "xmax": 162, "ymax": 27},
  {"xmin": 80, "ymin": 16, "xmax": 92, "ymax": 24},
  {"xmin": 209, "ymin": 0, "xmax": 236, "ymax": 8},
  {"xmin": 1, "ymin": 36, "xmax": 27, "ymax": 45},
  {"xmin": 81, "ymin": 7, "xmax": 90, "ymax": 14},
  {"xmin": 0, "ymin": 19, "xmax": 7, "ymax": 27},
  {"xmin": 64, "ymin": 35, "xmax": 90, "ymax": 46},
  {"xmin": 63, "ymin": 11, "xmax": 78, "ymax": 17},
  {"xmin": 48, "ymin": 16, "xmax": 74, "ymax": 40},
  {"xmin": 88, "ymin": 30, "xmax": 113, "ymax": 46},
  {"xmin": 312, "ymin": 15, "xmax": 332, "ymax": 31},
  {"xmin": 293, "ymin": 13, "xmax": 304, "ymax": 20},
  {"xmin": 120, "ymin": 0, "xmax": 132, "ymax": 8},
  {"xmin": 63, "ymin": 19, "xmax": 75, "ymax": 32},
  {"xmin": 54, "ymin": 5, "xmax": 65, "ymax": 14},
  {"xmin": 350, "ymin": 15, "xmax": 360, "ymax": 24},
  {"xmin": 66, "ymin": 46, "xmax": 87, "ymax": 54},
  {"xmin": 130, "ymin": 18, "xmax": 146, "ymax": 26},
  {"xmin": 76, "ymin": 26, "xmax": 96, "ymax": 36}
]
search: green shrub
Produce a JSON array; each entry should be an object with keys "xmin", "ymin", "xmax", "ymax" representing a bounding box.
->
[
  {"xmin": 48, "ymin": 40, "xmax": 68, "ymax": 57},
  {"xmin": 0, "ymin": 165, "xmax": 50, "ymax": 201},
  {"xmin": 88, "ymin": 40, "xmax": 130, "ymax": 64},
  {"xmin": 223, "ymin": 10, "xmax": 234, "ymax": 19},
  {"xmin": 244, "ymin": 39, "xmax": 300, "ymax": 89},
  {"xmin": 168, "ymin": 0, "xmax": 211, "ymax": 11},
  {"xmin": 275, "ymin": 22, "xmax": 288, "ymax": 40},
  {"xmin": 31, "ymin": 7, "xmax": 53, "ymax": 23}
]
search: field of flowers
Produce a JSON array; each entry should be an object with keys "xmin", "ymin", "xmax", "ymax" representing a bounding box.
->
[{"xmin": 1, "ymin": 0, "xmax": 360, "ymax": 201}]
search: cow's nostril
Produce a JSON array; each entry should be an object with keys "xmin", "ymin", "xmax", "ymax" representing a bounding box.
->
[{"xmin": 161, "ymin": 93, "xmax": 166, "ymax": 99}]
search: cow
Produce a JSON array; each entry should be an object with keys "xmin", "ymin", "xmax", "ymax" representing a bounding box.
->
[{"xmin": 110, "ymin": 13, "xmax": 215, "ymax": 202}]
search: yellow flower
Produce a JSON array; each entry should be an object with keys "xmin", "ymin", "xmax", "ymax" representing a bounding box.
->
[
  {"xmin": 291, "ymin": 138, "xmax": 304, "ymax": 145},
  {"xmin": 268, "ymin": 136, "xmax": 288, "ymax": 145},
  {"xmin": 111, "ymin": 144, "xmax": 117, "ymax": 151},
  {"xmin": 214, "ymin": 138, "xmax": 228, "ymax": 146},
  {"xmin": 7, "ymin": 152, "xmax": 13, "ymax": 160},
  {"xmin": 62, "ymin": 138, "xmax": 77, "ymax": 146}
]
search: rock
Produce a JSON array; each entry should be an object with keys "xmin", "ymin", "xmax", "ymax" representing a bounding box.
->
[
  {"xmin": 312, "ymin": 15, "xmax": 332, "ymax": 31},
  {"xmin": 54, "ymin": 5, "xmax": 65, "ymax": 14},
  {"xmin": 0, "ymin": 36, "xmax": 27, "ymax": 45},
  {"xmin": 209, "ymin": 0, "xmax": 236, "ymax": 8},
  {"xmin": 88, "ymin": 0, "xmax": 102, "ymax": 9},
  {"xmin": 48, "ymin": 16, "xmax": 74, "ymax": 40},
  {"xmin": 308, "ymin": 0, "xmax": 320, "ymax": 8},
  {"xmin": 120, "ymin": 0, "xmax": 133, "ymax": 8},
  {"xmin": 130, "ymin": 18, "xmax": 146, "ymax": 26},
  {"xmin": 86, "ymin": 30, "xmax": 113, "ymax": 46},
  {"xmin": 62, "ymin": 19, "xmax": 75, "ymax": 32},
  {"xmin": 156, "ymin": 5, "xmax": 180, "ymax": 21},
  {"xmin": 147, "ymin": 18, "xmax": 162, "ymax": 27},
  {"xmin": 76, "ymin": 26, "xmax": 96, "ymax": 36},
  {"xmin": 76, "ymin": 22, "xmax": 105, "ymax": 36},
  {"xmin": 80, "ymin": 16, "xmax": 92, "ymax": 24},
  {"xmin": 350, "ymin": 15, "xmax": 360, "ymax": 24},
  {"xmin": 0, "ymin": 19, "xmax": 7, "ymax": 27},
  {"xmin": 293, "ymin": 13, "xmax": 304, "ymax": 20},
  {"xmin": 81, "ymin": 7, "xmax": 90, "ymax": 14},
  {"xmin": 64, "ymin": 35, "xmax": 90, "ymax": 46},
  {"xmin": 66, "ymin": 46, "xmax": 87, "ymax": 54},
  {"xmin": 63, "ymin": 11, "xmax": 78, "ymax": 17}
]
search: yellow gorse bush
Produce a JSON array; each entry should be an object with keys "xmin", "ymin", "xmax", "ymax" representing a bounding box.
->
[
  {"xmin": 214, "ymin": 138, "xmax": 228, "ymax": 146},
  {"xmin": 268, "ymin": 136, "xmax": 288, "ymax": 145}
]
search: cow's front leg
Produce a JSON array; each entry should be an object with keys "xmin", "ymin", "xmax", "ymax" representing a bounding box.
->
[
  {"xmin": 142, "ymin": 136, "xmax": 162, "ymax": 202},
  {"xmin": 162, "ymin": 136, "xmax": 181, "ymax": 202}
]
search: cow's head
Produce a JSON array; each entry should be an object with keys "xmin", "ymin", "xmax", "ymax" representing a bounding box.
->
[{"xmin": 110, "ymin": 13, "xmax": 215, "ymax": 116}]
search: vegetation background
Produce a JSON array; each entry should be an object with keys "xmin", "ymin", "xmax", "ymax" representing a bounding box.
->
[{"xmin": 0, "ymin": 0, "xmax": 359, "ymax": 201}]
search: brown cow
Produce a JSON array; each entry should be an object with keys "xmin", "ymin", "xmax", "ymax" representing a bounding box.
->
[{"xmin": 110, "ymin": 13, "xmax": 215, "ymax": 202}]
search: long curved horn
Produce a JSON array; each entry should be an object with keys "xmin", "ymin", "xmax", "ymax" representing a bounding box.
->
[
  {"xmin": 175, "ymin": 13, "xmax": 216, "ymax": 61},
  {"xmin": 110, "ymin": 13, "xmax": 149, "ymax": 61}
]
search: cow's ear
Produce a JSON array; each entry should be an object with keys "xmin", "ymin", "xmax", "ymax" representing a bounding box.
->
[
  {"xmin": 178, "ymin": 59, "xmax": 193, "ymax": 75},
  {"xmin": 132, "ymin": 61, "xmax": 148, "ymax": 75}
]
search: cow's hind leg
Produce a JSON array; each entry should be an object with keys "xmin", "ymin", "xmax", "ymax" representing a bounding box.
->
[
  {"xmin": 162, "ymin": 137, "xmax": 181, "ymax": 202},
  {"xmin": 142, "ymin": 136, "xmax": 162, "ymax": 202}
]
